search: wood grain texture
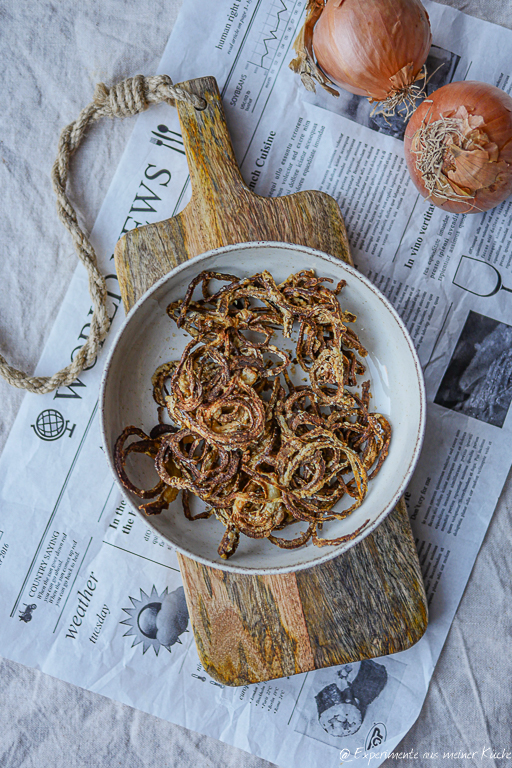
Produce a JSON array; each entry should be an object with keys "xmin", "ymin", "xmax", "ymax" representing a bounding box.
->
[
  {"xmin": 114, "ymin": 76, "xmax": 428, "ymax": 686},
  {"xmin": 115, "ymin": 77, "xmax": 350, "ymax": 307},
  {"xmin": 295, "ymin": 499, "xmax": 428, "ymax": 668},
  {"xmin": 180, "ymin": 563, "xmax": 315, "ymax": 685}
]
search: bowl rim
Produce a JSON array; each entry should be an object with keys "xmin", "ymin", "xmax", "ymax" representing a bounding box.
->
[{"xmin": 100, "ymin": 241, "xmax": 426, "ymax": 574}]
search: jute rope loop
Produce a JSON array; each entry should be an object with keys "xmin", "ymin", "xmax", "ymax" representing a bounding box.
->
[{"xmin": 0, "ymin": 74, "xmax": 204, "ymax": 395}]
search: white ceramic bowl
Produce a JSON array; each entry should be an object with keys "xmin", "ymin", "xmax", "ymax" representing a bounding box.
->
[{"xmin": 100, "ymin": 242, "xmax": 425, "ymax": 574}]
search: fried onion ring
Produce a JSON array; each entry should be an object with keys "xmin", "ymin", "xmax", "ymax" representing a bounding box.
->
[{"xmin": 114, "ymin": 270, "xmax": 392, "ymax": 559}]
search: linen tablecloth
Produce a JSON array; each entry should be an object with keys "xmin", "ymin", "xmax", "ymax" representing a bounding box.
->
[{"xmin": 1, "ymin": 1, "xmax": 511, "ymax": 765}]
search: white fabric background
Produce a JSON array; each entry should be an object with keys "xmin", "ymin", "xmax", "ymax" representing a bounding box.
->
[{"xmin": 1, "ymin": 1, "xmax": 511, "ymax": 766}]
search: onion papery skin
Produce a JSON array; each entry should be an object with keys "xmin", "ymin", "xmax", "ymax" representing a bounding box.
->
[
  {"xmin": 312, "ymin": 0, "xmax": 432, "ymax": 101},
  {"xmin": 404, "ymin": 81, "xmax": 512, "ymax": 213}
]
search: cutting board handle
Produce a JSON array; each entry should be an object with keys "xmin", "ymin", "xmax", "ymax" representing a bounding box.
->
[{"xmin": 174, "ymin": 77, "xmax": 248, "ymax": 206}]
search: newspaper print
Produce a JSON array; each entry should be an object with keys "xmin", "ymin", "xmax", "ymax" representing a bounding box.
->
[{"xmin": 1, "ymin": 1, "xmax": 512, "ymax": 766}]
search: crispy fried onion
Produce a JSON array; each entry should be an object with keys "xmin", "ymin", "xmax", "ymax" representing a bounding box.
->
[{"xmin": 114, "ymin": 270, "xmax": 391, "ymax": 559}]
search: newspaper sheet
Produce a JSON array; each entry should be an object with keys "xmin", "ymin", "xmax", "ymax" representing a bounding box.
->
[{"xmin": 1, "ymin": 1, "xmax": 512, "ymax": 765}]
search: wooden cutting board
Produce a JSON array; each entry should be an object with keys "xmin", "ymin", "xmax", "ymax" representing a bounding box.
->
[{"xmin": 115, "ymin": 76, "xmax": 428, "ymax": 686}]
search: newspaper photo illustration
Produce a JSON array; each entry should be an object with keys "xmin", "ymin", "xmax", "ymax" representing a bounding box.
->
[
  {"xmin": 434, "ymin": 311, "xmax": 512, "ymax": 428},
  {"xmin": 293, "ymin": 655, "xmax": 407, "ymax": 756},
  {"xmin": 315, "ymin": 662, "xmax": 388, "ymax": 738}
]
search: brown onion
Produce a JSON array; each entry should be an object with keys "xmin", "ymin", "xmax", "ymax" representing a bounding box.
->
[
  {"xmin": 290, "ymin": 0, "xmax": 431, "ymax": 112},
  {"xmin": 404, "ymin": 81, "xmax": 512, "ymax": 213}
]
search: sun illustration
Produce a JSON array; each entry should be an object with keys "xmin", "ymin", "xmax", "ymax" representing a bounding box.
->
[{"xmin": 120, "ymin": 585, "xmax": 189, "ymax": 655}]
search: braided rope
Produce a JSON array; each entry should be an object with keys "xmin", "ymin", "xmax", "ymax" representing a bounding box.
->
[{"xmin": 0, "ymin": 74, "xmax": 204, "ymax": 395}]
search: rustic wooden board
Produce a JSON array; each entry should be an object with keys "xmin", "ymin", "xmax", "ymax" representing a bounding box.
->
[
  {"xmin": 115, "ymin": 76, "xmax": 428, "ymax": 686},
  {"xmin": 179, "ymin": 501, "xmax": 427, "ymax": 685}
]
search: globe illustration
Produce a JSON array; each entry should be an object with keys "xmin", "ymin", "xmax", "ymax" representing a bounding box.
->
[{"xmin": 34, "ymin": 409, "xmax": 65, "ymax": 440}]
